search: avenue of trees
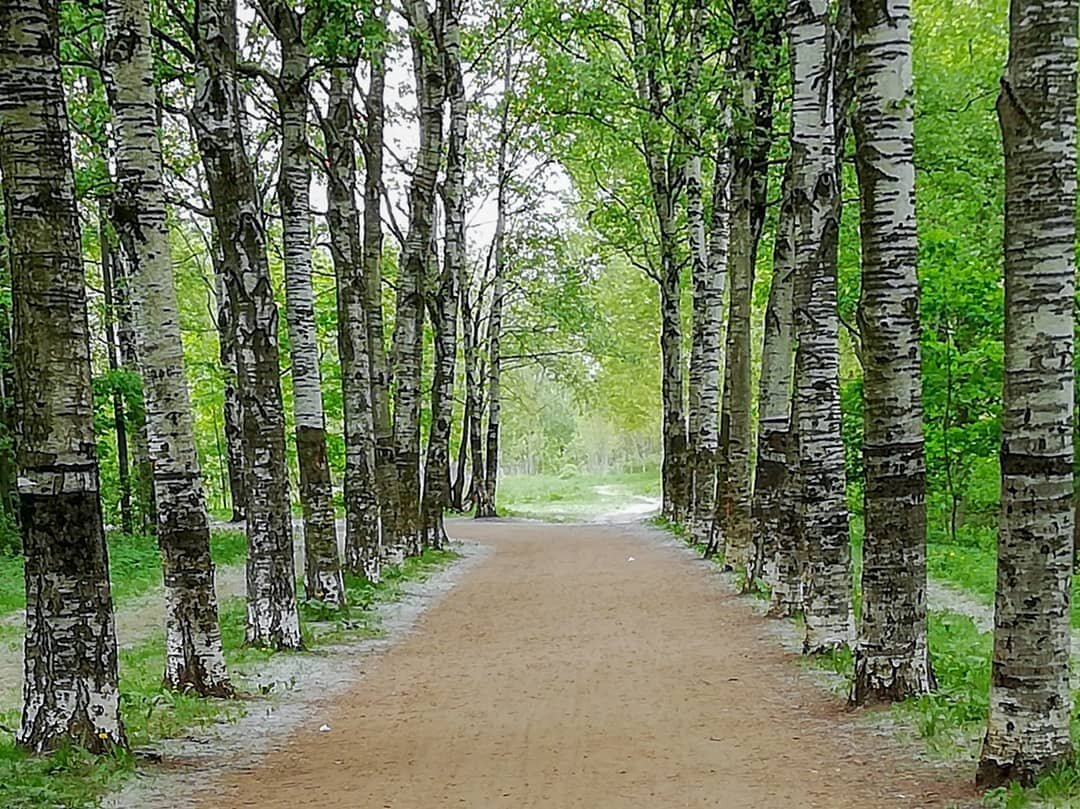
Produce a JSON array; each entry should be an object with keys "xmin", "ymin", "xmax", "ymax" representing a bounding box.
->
[{"xmin": 0, "ymin": 0, "xmax": 1076, "ymax": 794}]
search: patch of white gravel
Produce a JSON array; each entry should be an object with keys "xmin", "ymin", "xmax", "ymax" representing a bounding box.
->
[{"xmin": 103, "ymin": 539, "xmax": 490, "ymax": 809}]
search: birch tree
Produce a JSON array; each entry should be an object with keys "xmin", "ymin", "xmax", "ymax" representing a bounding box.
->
[
  {"xmin": 754, "ymin": 162, "xmax": 798, "ymax": 610},
  {"xmin": 475, "ymin": 41, "xmax": 512, "ymax": 521},
  {"xmin": 0, "ymin": 0, "xmax": 125, "ymax": 750},
  {"xmin": 211, "ymin": 237, "xmax": 247, "ymax": 522},
  {"xmin": 977, "ymin": 0, "xmax": 1076, "ymax": 785},
  {"xmin": 362, "ymin": 0, "xmax": 396, "ymax": 550},
  {"xmin": 324, "ymin": 63, "xmax": 380, "ymax": 581},
  {"xmin": 788, "ymin": 0, "xmax": 852, "ymax": 653},
  {"xmin": 422, "ymin": 0, "xmax": 465, "ymax": 543},
  {"xmin": 628, "ymin": 0, "xmax": 688, "ymax": 523},
  {"xmin": 717, "ymin": 50, "xmax": 755, "ymax": 573},
  {"xmin": 685, "ymin": 0, "xmax": 722, "ymax": 548},
  {"xmin": 258, "ymin": 0, "xmax": 344, "ymax": 607},
  {"xmin": 849, "ymin": 0, "xmax": 933, "ymax": 703},
  {"xmin": 103, "ymin": 0, "xmax": 233, "ymax": 693},
  {"xmin": 192, "ymin": 0, "xmax": 301, "ymax": 649},
  {"xmin": 392, "ymin": 0, "xmax": 445, "ymax": 557}
]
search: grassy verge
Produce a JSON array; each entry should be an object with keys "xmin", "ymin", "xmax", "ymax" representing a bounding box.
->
[
  {"xmin": 0, "ymin": 529, "xmax": 248, "ymax": 620},
  {"xmin": 0, "ymin": 546, "xmax": 458, "ymax": 809},
  {"xmin": 498, "ymin": 469, "xmax": 659, "ymax": 521}
]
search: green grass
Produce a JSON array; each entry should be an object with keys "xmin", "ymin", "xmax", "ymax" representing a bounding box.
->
[
  {"xmin": 0, "ymin": 546, "xmax": 459, "ymax": 809},
  {"xmin": 0, "ymin": 528, "xmax": 248, "ymax": 621},
  {"xmin": 497, "ymin": 469, "xmax": 659, "ymax": 521}
]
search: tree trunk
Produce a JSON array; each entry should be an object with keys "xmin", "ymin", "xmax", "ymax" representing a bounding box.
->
[
  {"xmin": 391, "ymin": 0, "xmax": 444, "ymax": 558},
  {"xmin": 478, "ymin": 270, "xmax": 503, "ymax": 519},
  {"xmin": 211, "ymin": 240, "xmax": 247, "ymax": 523},
  {"xmin": 104, "ymin": 0, "xmax": 234, "ymax": 695},
  {"xmin": 193, "ymin": 0, "xmax": 301, "ymax": 650},
  {"xmin": 462, "ymin": 282, "xmax": 486, "ymax": 509},
  {"xmin": 0, "ymin": 280, "xmax": 16, "ymax": 529},
  {"xmin": 363, "ymin": 2, "xmax": 396, "ymax": 550},
  {"xmin": 324, "ymin": 64, "xmax": 381, "ymax": 582},
  {"xmin": 476, "ymin": 43, "xmax": 511, "ymax": 521},
  {"xmin": 717, "ymin": 67, "xmax": 755, "ymax": 575},
  {"xmin": 685, "ymin": 3, "xmax": 722, "ymax": 548},
  {"xmin": 260, "ymin": 0, "xmax": 344, "ymax": 607},
  {"xmin": 701, "ymin": 140, "xmax": 730, "ymax": 558},
  {"xmin": 451, "ymin": 395, "xmax": 470, "ymax": 510},
  {"xmin": 0, "ymin": 0, "xmax": 126, "ymax": 750},
  {"xmin": 98, "ymin": 202, "xmax": 134, "ymax": 535},
  {"xmin": 755, "ymin": 161, "xmax": 799, "ymax": 613},
  {"xmin": 627, "ymin": 4, "xmax": 688, "ymax": 523},
  {"xmin": 849, "ymin": 0, "xmax": 933, "ymax": 704},
  {"xmin": 423, "ymin": 1, "xmax": 464, "ymax": 544},
  {"xmin": 788, "ymin": 0, "xmax": 853, "ymax": 654},
  {"xmin": 977, "ymin": 0, "xmax": 1077, "ymax": 786}
]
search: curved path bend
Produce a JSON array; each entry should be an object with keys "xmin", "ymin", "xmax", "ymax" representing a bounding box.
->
[{"xmin": 199, "ymin": 519, "xmax": 974, "ymax": 809}]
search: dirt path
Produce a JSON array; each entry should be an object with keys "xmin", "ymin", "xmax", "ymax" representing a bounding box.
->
[{"xmin": 191, "ymin": 520, "xmax": 973, "ymax": 809}]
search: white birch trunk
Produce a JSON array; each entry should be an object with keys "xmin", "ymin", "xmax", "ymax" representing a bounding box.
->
[
  {"xmin": 193, "ymin": 0, "xmax": 301, "ymax": 650},
  {"xmin": 788, "ymin": 0, "xmax": 853, "ymax": 653},
  {"xmin": 849, "ymin": 0, "xmax": 933, "ymax": 704},
  {"xmin": 0, "ymin": 0, "xmax": 126, "ymax": 751},
  {"xmin": 391, "ymin": 0, "xmax": 444, "ymax": 557},
  {"xmin": 423, "ymin": 0, "xmax": 465, "ymax": 544},
  {"xmin": 259, "ymin": 0, "xmax": 344, "ymax": 607},
  {"xmin": 977, "ymin": 0, "xmax": 1076, "ymax": 785},
  {"xmin": 756, "ymin": 161, "xmax": 799, "ymax": 614},
  {"xmin": 323, "ymin": 64, "xmax": 381, "ymax": 582},
  {"xmin": 103, "ymin": 0, "xmax": 233, "ymax": 693}
]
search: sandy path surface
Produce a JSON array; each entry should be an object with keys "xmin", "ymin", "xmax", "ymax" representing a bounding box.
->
[{"xmin": 194, "ymin": 519, "xmax": 974, "ymax": 809}]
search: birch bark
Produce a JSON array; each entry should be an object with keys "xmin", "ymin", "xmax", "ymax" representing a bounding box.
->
[
  {"xmin": 0, "ymin": 0, "xmax": 126, "ymax": 750},
  {"xmin": 104, "ymin": 0, "xmax": 233, "ymax": 693},
  {"xmin": 849, "ymin": 0, "xmax": 933, "ymax": 704},
  {"xmin": 788, "ymin": 0, "xmax": 853, "ymax": 653},
  {"xmin": 685, "ymin": 2, "xmax": 722, "ymax": 548},
  {"xmin": 422, "ymin": 0, "xmax": 465, "ymax": 544},
  {"xmin": 755, "ymin": 161, "xmax": 798, "ymax": 612},
  {"xmin": 324, "ymin": 64, "xmax": 380, "ymax": 582},
  {"xmin": 193, "ymin": 0, "xmax": 301, "ymax": 649},
  {"xmin": 259, "ymin": 0, "xmax": 344, "ymax": 607},
  {"xmin": 392, "ymin": 0, "xmax": 444, "ymax": 557},
  {"xmin": 978, "ymin": 0, "xmax": 1077, "ymax": 785},
  {"xmin": 362, "ymin": 2, "xmax": 396, "ymax": 553}
]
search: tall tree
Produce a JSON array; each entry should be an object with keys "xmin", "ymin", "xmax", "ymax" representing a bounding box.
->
[
  {"xmin": 977, "ymin": 0, "xmax": 1076, "ymax": 785},
  {"xmin": 462, "ymin": 276, "xmax": 486, "ymax": 508},
  {"xmin": 362, "ymin": 0, "xmax": 395, "ymax": 555},
  {"xmin": 211, "ymin": 235, "xmax": 247, "ymax": 523},
  {"xmin": 422, "ymin": 0, "xmax": 465, "ymax": 544},
  {"xmin": 104, "ymin": 0, "xmax": 233, "ymax": 694},
  {"xmin": 192, "ymin": 0, "xmax": 301, "ymax": 649},
  {"xmin": 788, "ymin": 0, "xmax": 852, "ymax": 653},
  {"xmin": 475, "ymin": 40, "xmax": 511, "ymax": 520},
  {"xmin": 0, "ymin": 0, "xmax": 126, "ymax": 751},
  {"xmin": 98, "ymin": 205, "xmax": 134, "ymax": 535},
  {"xmin": 322, "ymin": 62, "xmax": 380, "ymax": 582},
  {"xmin": 629, "ymin": 1, "xmax": 688, "ymax": 523},
  {"xmin": 684, "ymin": 0, "xmax": 722, "ymax": 548},
  {"xmin": 715, "ymin": 0, "xmax": 757, "ymax": 575},
  {"xmin": 849, "ymin": 0, "xmax": 933, "ymax": 703},
  {"xmin": 258, "ymin": 0, "xmax": 344, "ymax": 607},
  {"xmin": 754, "ymin": 162, "xmax": 798, "ymax": 609},
  {"xmin": 391, "ymin": 0, "xmax": 445, "ymax": 557}
]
